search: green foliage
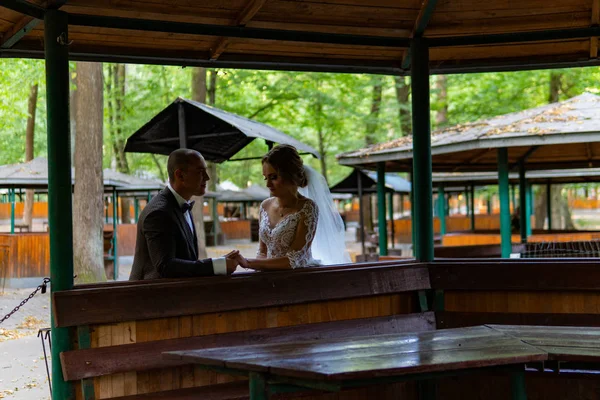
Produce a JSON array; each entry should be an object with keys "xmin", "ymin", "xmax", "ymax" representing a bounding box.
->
[{"xmin": 2, "ymin": 59, "xmax": 600, "ymax": 192}]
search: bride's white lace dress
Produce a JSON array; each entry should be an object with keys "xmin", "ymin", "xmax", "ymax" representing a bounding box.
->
[{"xmin": 257, "ymin": 198, "xmax": 319, "ymax": 268}]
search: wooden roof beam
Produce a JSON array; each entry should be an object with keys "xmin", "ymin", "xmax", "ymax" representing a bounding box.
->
[
  {"xmin": 402, "ymin": 0, "xmax": 439, "ymax": 69},
  {"xmin": 1, "ymin": 15, "xmax": 39, "ymax": 48},
  {"xmin": 210, "ymin": 0, "xmax": 268, "ymax": 61},
  {"xmin": 1, "ymin": 0, "xmax": 66, "ymax": 49},
  {"xmin": 591, "ymin": 0, "xmax": 600, "ymax": 58}
]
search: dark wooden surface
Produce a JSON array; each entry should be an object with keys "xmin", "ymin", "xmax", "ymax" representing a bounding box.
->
[
  {"xmin": 60, "ymin": 313, "xmax": 435, "ymax": 381},
  {"xmin": 429, "ymin": 260, "xmax": 600, "ymax": 290},
  {"xmin": 437, "ymin": 311, "xmax": 600, "ymax": 329},
  {"xmin": 54, "ymin": 263, "xmax": 430, "ymax": 327},
  {"xmin": 164, "ymin": 325, "xmax": 547, "ymax": 381},
  {"xmin": 489, "ymin": 325, "xmax": 600, "ymax": 363}
]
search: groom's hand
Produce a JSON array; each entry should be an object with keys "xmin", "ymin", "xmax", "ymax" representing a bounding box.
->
[{"xmin": 225, "ymin": 250, "xmax": 240, "ymax": 274}]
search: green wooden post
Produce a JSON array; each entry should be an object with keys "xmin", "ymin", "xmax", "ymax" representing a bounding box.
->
[
  {"xmin": 411, "ymin": 37, "xmax": 433, "ymax": 262},
  {"xmin": 546, "ymin": 182, "xmax": 552, "ymax": 230},
  {"xmin": 112, "ymin": 188, "xmax": 118, "ymax": 280},
  {"xmin": 487, "ymin": 193, "xmax": 492, "ymax": 215},
  {"xmin": 526, "ymin": 183, "xmax": 533, "ymax": 236},
  {"xmin": 518, "ymin": 163, "xmax": 528, "ymax": 243},
  {"xmin": 377, "ymin": 162, "xmax": 388, "ymax": 256},
  {"xmin": 45, "ymin": 9, "xmax": 75, "ymax": 399},
  {"xmin": 498, "ymin": 148, "xmax": 511, "ymax": 258},
  {"xmin": 388, "ymin": 191, "xmax": 395, "ymax": 249},
  {"xmin": 438, "ymin": 186, "xmax": 446, "ymax": 236},
  {"xmin": 469, "ymin": 185, "xmax": 475, "ymax": 231},
  {"xmin": 133, "ymin": 197, "xmax": 140, "ymax": 223},
  {"xmin": 147, "ymin": 191, "xmax": 151, "ymax": 203},
  {"xmin": 410, "ymin": 170, "xmax": 417, "ymax": 256},
  {"xmin": 9, "ymin": 188, "xmax": 15, "ymax": 234},
  {"xmin": 464, "ymin": 188, "xmax": 469, "ymax": 217}
]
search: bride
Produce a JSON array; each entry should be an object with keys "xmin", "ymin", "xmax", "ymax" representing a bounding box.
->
[{"xmin": 240, "ymin": 144, "xmax": 350, "ymax": 271}]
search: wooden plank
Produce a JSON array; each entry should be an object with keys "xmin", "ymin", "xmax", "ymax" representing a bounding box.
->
[
  {"xmin": 108, "ymin": 381, "xmax": 248, "ymax": 400},
  {"xmin": 54, "ymin": 264, "xmax": 431, "ymax": 327},
  {"xmin": 61, "ymin": 313, "xmax": 434, "ymax": 381},
  {"xmin": 429, "ymin": 261, "xmax": 600, "ymax": 291},
  {"xmin": 166, "ymin": 326, "xmax": 548, "ymax": 381},
  {"xmin": 437, "ymin": 311, "xmax": 600, "ymax": 329},
  {"xmin": 0, "ymin": 15, "xmax": 39, "ymax": 48}
]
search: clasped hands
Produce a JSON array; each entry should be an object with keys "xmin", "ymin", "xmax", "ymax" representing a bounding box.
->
[{"xmin": 224, "ymin": 250, "xmax": 251, "ymax": 274}]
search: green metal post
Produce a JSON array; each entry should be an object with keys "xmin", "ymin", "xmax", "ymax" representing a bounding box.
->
[
  {"xmin": 526, "ymin": 184, "xmax": 533, "ymax": 236},
  {"xmin": 45, "ymin": 9, "xmax": 75, "ymax": 399},
  {"xmin": 411, "ymin": 37, "xmax": 434, "ymax": 262},
  {"xmin": 511, "ymin": 184, "xmax": 516, "ymax": 213},
  {"xmin": 104, "ymin": 197, "xmax": 109, "ymax": 223},
  {"xmin": 9, "ymin": 188, "xmax": 15, "ymax": 234},
  {"xmin": 487, "ymin": 194, "xmax": 492, "ymax": 215},
  {"xmin": 112, "ymin": 188, "xmax": 118, "ymax": 280},
  {"xmin": 469, "ymin": 185, "xmax": 475, "ymax": 231},
  {"xmin": 498, "ymin": 148, "xmax": 511, "ymax": 258},
  {"xmin": 357, "ymin": 170, "xmax": 366, "ymax": 256},
  {"xmin": 249, "ymin": 372, "xmax": 268, "ymax": 400},
  {"xmin": 133, "ymin": 197, "xmax": 140, "ymax": 223},
  {"xmin": 510, "ymin": 369, "xmax": 528, "ymax": 400},
  {"xmin": 147, "ymin": 191, "xmax": 151, "ymax": 203},
  {"xmin": 518, "ymin": 163, "xmax": 528, "ymax": 243},
  {"xmin": 438, "ymin": 186, "xmax": 446, "ymax": 236},
  {"xmin": 388, "ymin": 191, "xmax": 395, "ymax": 249},
  {"xmin": 410, "ymin": 170, "xmax": 417, "ymax": 256},
  {"xmin": 377, "ymin": 162, "xmax": 388, "ymax": 256},
  {"xmin": 464, "ymin": 188, "xmax": 469, "ymax": 217},
  {"xmin": 546, "ymin": 182, "xmax": 552, "ymax": 230}
]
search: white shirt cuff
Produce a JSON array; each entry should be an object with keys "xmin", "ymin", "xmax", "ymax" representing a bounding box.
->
[{"xmin": 212, "ymin": 257, "xmax": 227, "ymax": 275}]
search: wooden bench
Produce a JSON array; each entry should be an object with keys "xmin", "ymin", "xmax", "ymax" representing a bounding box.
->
[
  {"xmin": 54, "ymin": 260, "xmax": 433, "ymax": 399},
  {"xmin": 428, "ymin": 258, "xmax": 600, "ymax": 399}
]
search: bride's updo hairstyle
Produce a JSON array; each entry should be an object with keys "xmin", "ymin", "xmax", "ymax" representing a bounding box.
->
[{"xmin": 262, "ymin": 144, "xmax": 308, "ymax": 188}]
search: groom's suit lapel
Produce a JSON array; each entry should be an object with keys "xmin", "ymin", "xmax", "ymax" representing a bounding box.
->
[{"xmin": 163, "ymin": 189, "xmax": 197, "ymax": 259}]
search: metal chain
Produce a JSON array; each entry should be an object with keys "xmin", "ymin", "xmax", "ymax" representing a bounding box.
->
[{"xmin": 0, "ymin": 278, "xmax": 50, "ymax": 325}]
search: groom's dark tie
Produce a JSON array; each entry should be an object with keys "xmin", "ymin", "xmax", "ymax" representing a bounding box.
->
[{"xmin": 181, "ymin": 201, "xmax": 195, "ymax": 213}]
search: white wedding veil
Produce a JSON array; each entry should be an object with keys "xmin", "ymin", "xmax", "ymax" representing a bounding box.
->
[{"xmin": 299, "ymin": 165, "xmax": 352, "ymax": 266}]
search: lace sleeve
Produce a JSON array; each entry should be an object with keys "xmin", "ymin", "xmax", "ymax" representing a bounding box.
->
[
  {"xmin": 256, "ymin": 201, "xmax": 267, "ymax": 257},
  {"xmin": 286, "ymin": 200, "xmax": 319, "ymax": 269}
]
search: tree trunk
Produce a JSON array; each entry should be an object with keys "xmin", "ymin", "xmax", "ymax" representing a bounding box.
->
[
  {"xmin": 533, "ymin": 186, "xmax": 547, "ymax": 229},
  {"xmin": 23, "ymin": 83, "xmax": 38, "ymax": 230},
  {"xmin": 73, "ymin": 62, "xmax": 106, "ymax": 283},
  {"xmin": 365, "ymin": 77, "xmax": 383, "ymax": 145},
  {"xmin": 191, "ymin": 67, "xmax": 208, "ymax": 258},
  {"xmin": 107, "ymin": 64, "xmax": 132, "ymax": 224},
  {"xmin": 434, "ymin": 75, "xmax": 448, "ymax": 126},
  {"xmin": 206, "ymin": 69, "xmax": 221, "ymax": 240},
  {"xmin": 549, "ymin": 72, "xmax": 561, "ymax": 103},
  {"xmin": 394, "ymin": 76, "xmax": 411, "ymax": 136},
  {"xmin": 314, "ymin": 80, "xmax": 328, "ymax": 184}
]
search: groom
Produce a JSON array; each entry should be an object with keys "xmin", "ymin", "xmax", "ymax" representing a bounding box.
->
[{"xmin": 129, "ymin": 149, "xmax": 244, "ymax": 280}]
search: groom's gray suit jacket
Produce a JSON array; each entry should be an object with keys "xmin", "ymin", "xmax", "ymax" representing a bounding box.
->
[{"xmin": 129, "ymin": 188, "xmax": 214, "ymax": 280}]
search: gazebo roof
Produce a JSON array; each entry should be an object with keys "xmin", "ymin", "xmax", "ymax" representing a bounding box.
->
[
  {"xmin": 0, "ymin": 157, "xmax": 165, "ymax": 190},
  {"xmin": 1, "ymin": 1, "xmax": 599, "ymax": 75},
  {"xmin": 217, "ymin": 184, "xmax": 270, "ymax": 202},
  {"xmin": 338, "ymin": 93, "xmax": 600, "ymax": 172},
  {"xmin": 433, "ymin": 168, "xmax": 600, "ymax": 187},
  {"xmin": 330, "ymin": 169, "xmax": 411, "ymax": 194},
  {"xmin": 124, "ymin": 98, "xmax": 320, "ymax": 162}
]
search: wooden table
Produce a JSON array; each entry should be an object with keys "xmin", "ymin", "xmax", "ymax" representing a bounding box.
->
[{"xmin": 164, "ymin": 325, "xmax": 552, "ymax": 400}]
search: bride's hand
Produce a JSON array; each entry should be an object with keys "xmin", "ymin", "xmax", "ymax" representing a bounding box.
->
[{"xmin": 235, "ymin": 254, "xmax": 250, "ymax": 269}]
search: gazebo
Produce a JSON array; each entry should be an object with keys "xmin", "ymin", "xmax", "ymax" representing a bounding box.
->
[
  {"xmin": 330, "ymin": 168, "xmax": 411, "ymax": 254},
  {"xmin": 338, "ymin": 93, "xmax": 600, "ymax": 256},
  {"xmin": 4, "ymin": 1, "xmax": 600, "ymax": 399},
  {"xmin": 0, "ymin": 157, "xmax": 166, "ymax": 284}
]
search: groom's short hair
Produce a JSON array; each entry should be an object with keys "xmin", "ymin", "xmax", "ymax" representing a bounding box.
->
[{"xmin": 167, "ymin": 149, "xmax": 203, "ymax": 182}]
